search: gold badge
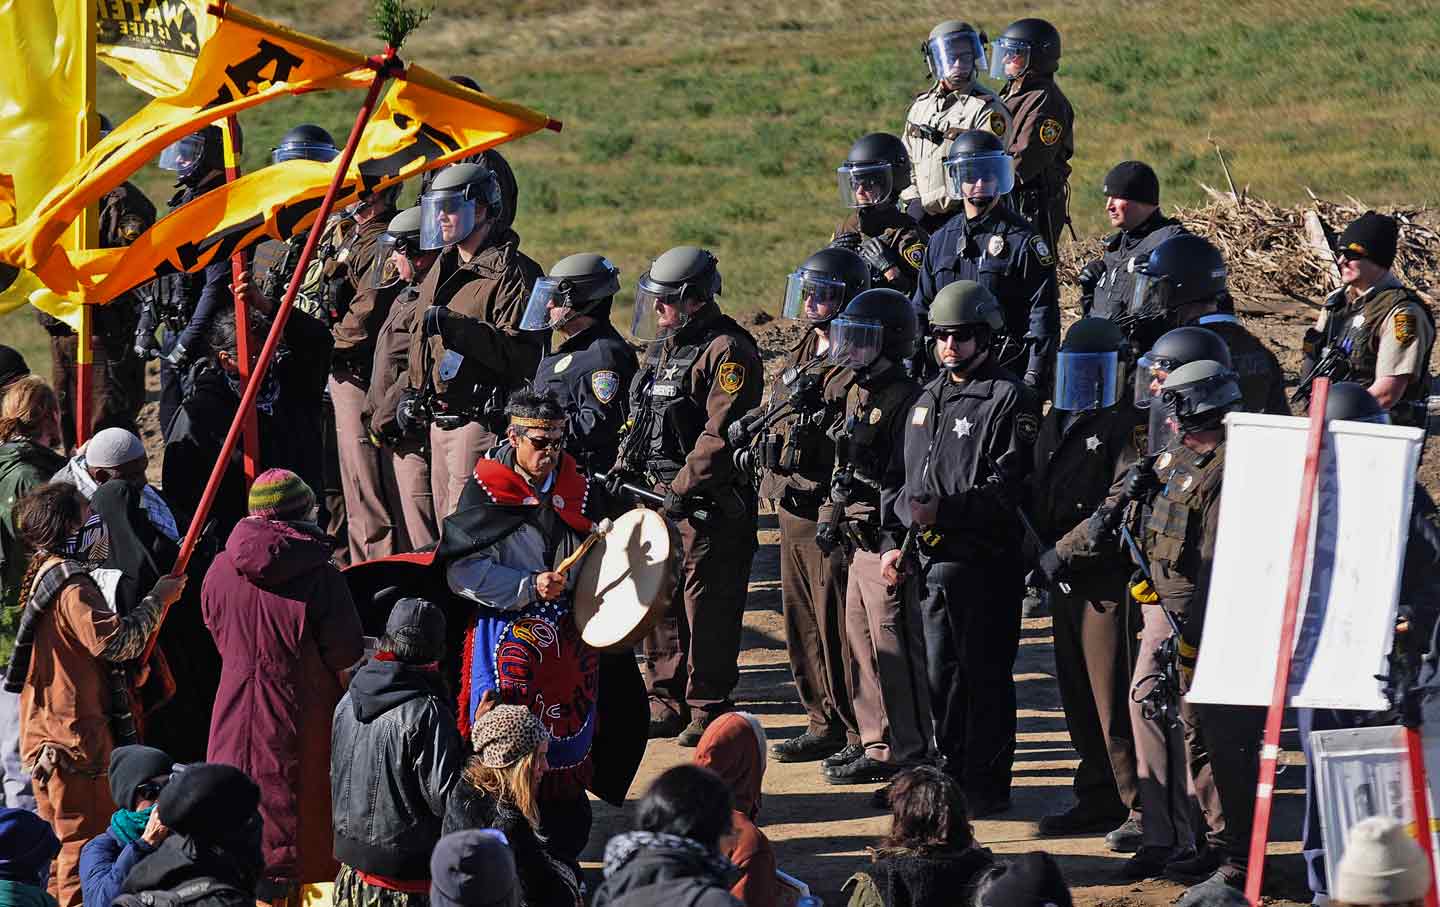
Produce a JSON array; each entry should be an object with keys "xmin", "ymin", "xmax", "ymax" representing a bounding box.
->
[
  {"xmin": 1038, "ymin": 118, "xmax": 1063, "ymax": 146},
  {"xmin": 988, "ymin": 110, "xmax": 1006, "ymax": 136},
  {"xmin": 904, "ymin": 243, "xmax": 926, "ymax": 268},
  {"xmin": 869, "ymin": 407, "xmax": 883, "ymax": 425},
  {"xmin": 1395, "ymin": 311, "xmax": 1417, "ymax": 345},
  {"xmin": 553, "ymin": 354, "xmax": 574, "ymax": 373},
  {"xmin": 717, "ymin": 362, "xmax": 745, "ymax": 395},
  {"xmin": 987, "ymin": 235, "xmax": 1007, "ymax": 257}
]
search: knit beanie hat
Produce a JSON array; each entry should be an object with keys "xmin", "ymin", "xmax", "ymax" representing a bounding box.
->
[
  {"xmin": 1338, "ymin": 211, "xmax": 1399, "ymax": 269},
  {"xmin": 247, "ymin": 468, "xmax": 315, "ymax": 520},
  {"xmin": 109, "ymin": 744, "xmax": 175, "ymax": 809},
  {"xmin": 156, "ymin": 763, "xmax": 261, "ymax": 843},
  {"xmin": 383, "ymin": 597, "xmax": 447, "ymax": 663},
  {"xmin": 1102, "ymin": 160, "xmax": 1160, "ymax": 206},
  {"xmin": 86, "ymin": 427, "xmax": 147, "ymax": 470},
  {"xmin": 470, "ymin": 703, "xmax": 548, "ymax": 768},
  {"xmin": 429, "ymin": 830, "xmax": 519, "ymax": 907},
  {"xmin": 0, "ymin": 807, "xmax": 60, "ymax": 886},
  {"xmin": 0, "ymin": 346, "xmax": 28, "ymax": 391},
  {"xmin": 1335, "ymin": 816, "xmax": 1432, "ymax": 905},
  {"xmin": 975, "ymin": 852, "xmax": 1074, "ymax": 907}
]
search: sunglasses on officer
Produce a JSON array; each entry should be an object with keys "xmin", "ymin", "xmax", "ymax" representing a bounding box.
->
[{"xmin": 931, "ymin": 324, "xmax": 982, "ymax": 343}]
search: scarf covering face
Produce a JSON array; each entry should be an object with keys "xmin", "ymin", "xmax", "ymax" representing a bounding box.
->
[
  {"xmin": 109, "ymin": 806, "xmax": 154, "ymax": 846},
  {"xmin": 601, "ymin": 830, "xmax": 737, "ymax": 882},
  {"xmin": 223, "ymin": 370, "xmax": 281, "ymax": 415},
  {"xmin": 60, "ymin": 512, "xmax": 109, "ymax": 562}
]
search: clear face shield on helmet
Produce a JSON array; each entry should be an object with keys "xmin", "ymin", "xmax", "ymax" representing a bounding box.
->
[
  {"xmin": 157, "ymin": 134, "xmax": 205, "ymax": 173},
  {"xmin": 1132, "ymin": 350, "xmax": 1176, "ymax": 409},
  {"xmin": 520, "ymin": 277, "xmax": 595, "ymax": 332},
  {"xmin": 943, "ymin": 150, "xmax": 1015, "ymax": 205},
  {"xmin": 827, "ymin": 316, "xmax": 886, "ymax": 370},
  {"xmin": 271, "ymin": 142, "xmax": 339, "ymax": 164},
  {"xmin": 419, "ymin": 189, "xmax": 477, "ymax": 250},
  {"xmin": 927, "ymin": 30, "xmax": 987, "ymax": 85},
  {"xmin": 372, "ymin": 232, "xmax": 420, "ymax": 288},
  {"xmin": 989, "ymin": 37, "xmax": 1031, "ymax": 79},
  {"xmin": 1147, "ymin": 396, "xmax": 1177, "ymax": 455},
  {"xmin": 631, "ymin": 274, "xmax": 693, "ymax": 342},
  {"xmin": 836, "ymin": 162, "xmax": 895, "ymax": 209},
  {"xmin": 1129, "ymin": 272, "xmax": 1177, "ymax": 322},
  {"xmin": 1053, "ymin": 350, "xmax": 1120, "ymax": 412},
  {"xmin": 782, "ymin": 271, "xmax": 848, "ymax": 324}
]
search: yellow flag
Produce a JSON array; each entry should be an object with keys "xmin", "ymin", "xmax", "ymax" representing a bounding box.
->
[
  {"xmin": 96, "ymin": 0, "xmax": 215, "ymax": 98},
  {"xmin": 29, "ymin": 65, "xmax": 553, "ymax": 304}
]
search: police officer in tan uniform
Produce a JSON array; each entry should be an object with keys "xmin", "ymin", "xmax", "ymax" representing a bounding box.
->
[
  {"xmin": 901, "ymin": 20, "xmax": 1012, "ymax": 233},
  {"xmin": 619, "ymin": 247, "xmax": 764, "ymax": 747},
  {"xmin": 832, "ymin": 134, "xmax": 930, "ymax": 297}
]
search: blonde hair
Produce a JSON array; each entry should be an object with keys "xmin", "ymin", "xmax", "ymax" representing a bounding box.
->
[
  {"xmin": 0, "ymin": 376, "xmax": 58, "ymax": 442},
  {"xmin": 463, "ymin": 749, "xmax": 544, "ymax": 829}
]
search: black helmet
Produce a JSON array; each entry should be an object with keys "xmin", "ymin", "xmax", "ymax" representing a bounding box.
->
[
  {"xmin": 837, "ymin": 133, "xmax": 911, "ymax": 209},
  {"xmin": 159, "ymin": 124, "xmax": 230, "ymax": 188},
  {"xmin": 1061, "ymin": 316, "xmax": 1124, "ymax": 353},
  {"xmin": 1130, "ymin": 235, "xmax": 1228, "ymax": 320},
  {"xmin": 1323, "ymin": 381, "xmax": 1391, "ymax": 424},
  {"xmin": 828, "ymin": 288, "xmax": 919, "ymax": 370},
  {"xmin": 1160, "ymin": 359, "xmax": 1242, "ymax": 434},
  {"xmin": 1134, "ymin": 326, "xmax": 1231, "ymax": 411},
  {"xmin": 990, "ymin": 18, "xmax": 1061, "ymax": 78},
  {"xmin": 1055, "ymin": 318, "xmax": 1125, "ymax": 412},
  {"xmin": 271, "ymin": 124, "xmax": 339, "ymax": 164},
  {"xmin": 943, "ymin": 130, "xmax": 1014, "ymax": 207},
  {"xmin": 783, "ymin": 248, "xmax": 871, "ymax": 324}
]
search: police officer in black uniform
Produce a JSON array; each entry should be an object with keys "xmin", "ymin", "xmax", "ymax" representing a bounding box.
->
[
  {"xmin": 912, "ymin": 130, "xmax": 1059, "ymax": 394},
  {"xmin": 883, "ymin": 280, "xmax": 1039, "ymax": 816},
  {"xmin": 831, "ymin": 134, "xmax": 930, "ymax": 297},
  {"xmin": 1079, "ymin": 161, "xmax": 1189, "ymax": 321},
  {"xmin": 524, "ymin": 252, "xmax": 638, "ymax": 475}
]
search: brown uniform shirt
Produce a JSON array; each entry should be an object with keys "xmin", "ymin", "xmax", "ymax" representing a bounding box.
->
[
  {"xmin": 832, "ymin": 207, "xmax": 930, "ymax": 297},
  {"xmin": 363, "ymin": 283, "xmax": 419, "ymax": 443},
  {"xmin": 757, "ymin": 330, "xmax": 853, "ymax": 516},
  {"xmin": 1142, "ymin": 444, "xmax": 1225, "ymax": 628},
  {"xmin": 330, "ymin": 214, "xmax": 399, "ymax": 371},
  {"xmin": 1001, "ymin": 73, "xmax": 1074, "ymax": 244}
]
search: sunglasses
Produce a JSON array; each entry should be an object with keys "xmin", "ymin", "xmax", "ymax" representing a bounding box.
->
[
  {"xmin": 1337, "ymin": 249, "xmax": 1368, "ymax": 262},
  {"xmin": 521, "ymin": 433, "xmax": 564, "ymax": 450},
  {"xmin": 931, "ymin": 325, "xmax": 982, "ymax": 343},
  {"xmin": 135, "ymin": 778, "xmax": 169, "ymax": 802}
]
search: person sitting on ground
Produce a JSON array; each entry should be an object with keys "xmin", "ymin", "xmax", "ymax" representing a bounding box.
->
[
  {"xmin": 79, "ymin": 745, "xmax": 175, "ymax": 907},
  {"xmin": 114, "ymin": 764, "xmax": 264, "ymax": 907},
  {"xmin": 201, "ymin": 468, "xmax": 364, "ymax": 905},
  {"xmin": 693, "ymin": 713, "xmax": 777, "ymax": 907},
  {"xmin": 6, "ymin": 482, "xmax": 185, "ymax": 907},
  {"xmin": 1331, "ymin": 817, "xmax": 1432, "ymax": 907},
  {"xmin": 973, "ymin": 852, "xmax": 1073, "ymax": 907},
  {"xmin": 331, "ymin": 597, "xmax": 463, "ymax": 907},
  {"xmin": 0, "ymin": 806, "xmax": 62, "ymax": 907},
  {"xmin": 844, "ymin": 766, "xmax": 994, "ymax": 907},
  {"xmin": 429, "ymin": 830, "xmax": 522, "ymax": 907},
  {"xmin": 443, "ymin": 698, "xmax": 579, "ymax": 907},
  {"xmin": 592, "ymin": 764, "xmax": 743, "ymax": 907}
]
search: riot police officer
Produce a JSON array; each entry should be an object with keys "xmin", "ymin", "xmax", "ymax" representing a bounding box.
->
[
  {"xmin": 1299, "ymin": 212, "xmax": 1434, "ymax": 424},
  {"xmin": 524, "ymin": 253, "xmax": 638, "ymax": 475},
  {"xmin": 1080, "ymin": 161, "xmax": 1189, "ymax": 320},
  {"xmin": 1029, "ymin": 317, "xmax": 1146, "ymax": 843},
  {"xmin": 818, "ymin": 288, "xmax": 932, "ymax": 785},
  {"xmin": 618, "ymin": 246, "xmax": 763, "ymax": 746},
  {"xmin": 901, "ymin": 20, "xmax": 1012, "ymax": 233},
  {"xmin": 408, "ymin": 162, "xmax": 544, "ymax": 519},
  {"xmin": 366, "ymin": 207, "xmax": 442, "ymax": 551},
  {"xmin": 752, "ymin": 248, "xmax": 869, "ymax": 764},
  {"xmin": 883, "ymin": 280, "xmax": 1039, "ymax": 815},
  {"xmin": 832, "ymin": 133, "xmax": 930, "ymax": 296},
  {"xmin": 992, "ymin": 17, "xmax": 1074, "ymax": 249},
  {"xmin": 912, "ymin": 129, "xmax": 1059, "ymax": 393},
  {"xmin": 1130, "ymin": 234, "xmax": 1289, "ymax": 415}
]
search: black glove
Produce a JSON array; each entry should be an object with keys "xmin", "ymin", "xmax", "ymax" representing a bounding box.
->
[
  {"xmin": 163, "ymin": 342, "xmax": 189, "ymax": 369},
  {"xmin": 1077, "ymin": 260, "xmax": 1106, "ymax": 295},
  {"xmin": 859, "ymin": 236, "xmax": 900, "ymax": 274},
  {"xmin": 1023, "ymin": 369, "xmax": 1041, "ymax": 389},
  {"xmin": 396, "ymin": 392, "xmax": 427, "ymax": 436},
  {"xmin": 830, "ymin": 232, "xmax": 862, "ymax": 252},
  {"xmin": 830, "ymin": 470, "xmax": 855, "ymax": 506},
  {"xmin": 1037, "ymin": 548, "xmax": 1066, "ymax": 586},
  {"xmin": 421, "ymin": 305, "xmax": 448, "ymax": 339},
  {"xmin": 662, "ymin": 488, "xmax": 689, "ymax": 521},
  {"xmin": 1086, "ymin": 506, "xmax": 1118, "ymax": 544},
  {"xmin": 815, "ymin": 518, "xmax": 840, "ymax": 557},
  {"xmin": 1124, "ymin": 458, "xmax": 1161, "ymax": 503}
]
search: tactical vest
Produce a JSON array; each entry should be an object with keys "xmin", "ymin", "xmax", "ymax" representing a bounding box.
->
[
  {"xmin": 1333, "ymin": 287, "xmax": 1435, "ymax": 417},
  {"xmin": 1143, "ymin": 447, "xmax": 1221, "ymax": 612},
  {"xmin": 642, "ymin": 340, "xmax": 707, "ymax": 482},
  {"xmin": 843, "ymin": 375, "xmax": 915, "ymax": 504}
]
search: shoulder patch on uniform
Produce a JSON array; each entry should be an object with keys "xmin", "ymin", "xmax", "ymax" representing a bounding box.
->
[
  {"xmin": 717, "ymin": 361, "xmax": 745, "ymax": 395},
  {"xmin": 912, "ymin": 406, "xmax": 930, "ymax": 426},
  {"xmin": 903, "ymin": 243, "xmax": 926, "ymax": 268},
  {"xmin": 591, "ymin": 370, "xmax": 619, "ymax": 404},
  {"xmin": 118, "ymin": 214, "xmax": 148, "ymax": 244},
  {"xmin": 1132, "ymin": 425, "xmax": 1149, "ymax": 457},
  {"xmin": 1395, "ymin": 310, "xmax": 1417, "ymax": 345},
  {"xmin": 1031, "ymin": 235, "xmax": 1055, "ymax": 267},
  {"xmin": 1016, "ymin": 412, "xmax": 1040, "ymax": 443},
  {"xmin": 988, "ymin": 110, "xmax": 1006, "ymax": 136},
  {"xmin": 1038, "ymin": 118, "xmax": 1063, "ymax": 146}
]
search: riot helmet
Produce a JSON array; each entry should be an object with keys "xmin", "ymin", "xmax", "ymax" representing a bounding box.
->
[
  {"xmin": 930, "ymin": 280, "xmax": 1005, "ymax": 374},
  {"xmin": 1134, "ymin": 326, "xmax": 1231, "ymax": 408},
  {"xmin": 419, "ymin": 163, "xmax": 503, "ymax": 250},
  {"xmin": 990, "ymin": 18, "xmax": 1061, "ymax": 80},
  {"xmin": 828, "ymin": 288, "xmax": 918, "ymax": 371},
  {"xmin": 1054, "ymin": 317, "xmax": 1124, "ymax": 412},
  {"xmin": 837, "ymin": 133, "xmax": 911, "ymax": 209},
  {"xmin": 158, "ymin": 124, "xmax": 229, "ymax": 187},
  {"xmin": 1160, "ymin": 359, "xmax": 1242, "ymax": 435},
  {"xmin": 373, "ymin": 206, "xmax": 426, "ymax": 288},
  {"xmin": 1130, "ymin": 234, "xmax": 1228, "ymax": 321},
  {"xmin": 783, "ymin": 247, "xmax": 870, "ymax": 325},
  {"xmin": 631, "ymin": 246, "xmax": 722, "ymax": 342},
  {"xmin": 943, "ymin": 130, "xmax": 1014, "ymax": 209},
  {"xmin": 520, "ymin": 253, "xmax": 622, "ymax": 331},
  {"xmin": 271, "ymin": 124, "xmax": 339, "ymax": 164},
  {"xmin": 1323, "ymin": 381, "xmax": 1391, "ymax": 424},
  {"xmin": 923, "ymin": 20, "xmax": 988, "ymax": 86}
]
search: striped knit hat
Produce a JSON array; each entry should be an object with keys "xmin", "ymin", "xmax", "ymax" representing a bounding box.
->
[{"xmin": 248, "ymin": 468, "xmax": 315, "ymax": 520}]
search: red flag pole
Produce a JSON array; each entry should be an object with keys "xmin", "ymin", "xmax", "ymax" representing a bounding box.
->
[
  {"xmin": 143, "ymin": 49, "xmax": 402, "ymax": 661},
  {"xmin": 1244, "ymin": 377, "xmax": 1331, "ymax": 906},
  {"xmin": 219, "ymin": 114, "xmax": 260, "ymax": 487},
  {"xmin": 1404, "ymin": 725, "xmax": 1440, "ymax": 907}
]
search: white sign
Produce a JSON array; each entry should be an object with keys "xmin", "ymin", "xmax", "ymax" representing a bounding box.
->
[{"xmin": 1187, "ymin": 413, "xmax": 1423, "ymax": 710}]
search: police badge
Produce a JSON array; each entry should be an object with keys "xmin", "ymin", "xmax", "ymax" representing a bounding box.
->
[{"xmin": 591, "ymin": 370, "xmax": 619, "ymax": 403}]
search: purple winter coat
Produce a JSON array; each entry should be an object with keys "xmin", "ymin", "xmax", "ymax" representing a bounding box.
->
[{"xmin": 201, "ymin": 517, "xmax": 363, "ymax": 889}]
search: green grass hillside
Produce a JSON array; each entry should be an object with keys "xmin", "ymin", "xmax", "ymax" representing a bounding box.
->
[{"xmin": 5, "ymin": 0, "xmax": 1439, "ymax": 358}]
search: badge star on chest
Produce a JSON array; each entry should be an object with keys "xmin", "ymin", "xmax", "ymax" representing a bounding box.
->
[
  {"xmin": 662, "ymin": 365, "xmax": 681, "ymax": 381},
  {"xmin": 1085, "ymin": 435, "xmax": 1101, "ymax": 452},
  {"xmin": 953, "ymin": 416, "xmax": 974, "ymax": 439}
]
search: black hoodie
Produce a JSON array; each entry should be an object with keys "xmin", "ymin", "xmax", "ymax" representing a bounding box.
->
[
  {"xmin": 330, "ymin": 657, "xmax": 463, "ymax": 879},
  {"xmin": 115, "ymin": 829, "xmax": 261, "ymax": 907}
]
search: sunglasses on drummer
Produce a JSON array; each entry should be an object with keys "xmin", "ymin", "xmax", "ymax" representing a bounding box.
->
[
  {"xmin": 931, "ymin": 324, "xmax": 982, "ymax": 343},
  {"xmin": 520, "ymin": 432, "xmax": 565, "ymax": 450}
]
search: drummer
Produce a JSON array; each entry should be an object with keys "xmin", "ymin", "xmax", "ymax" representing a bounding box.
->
[{"xmin": 440, "ymin": 387, "xmax": 611, "ymax": 863}]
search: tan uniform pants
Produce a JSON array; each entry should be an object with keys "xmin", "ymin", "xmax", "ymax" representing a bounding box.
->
[
  {"xmin": 329, "ymin": 376, "xmax": 406, "ymax": 563},
  {"xmin": 846, "ymin": 548, "xmax": 931, "ymax": 764},
  {"xmin": 391, "ymin": 447, "xmax": 437, "ymax": 551},
  {"xmin": 428, "ymin": 421, "xmax": 497, "ymax": 522},
  {"xmin": 1130, "ymin": 605, "xmax": 1196, "ymax": 849}
]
